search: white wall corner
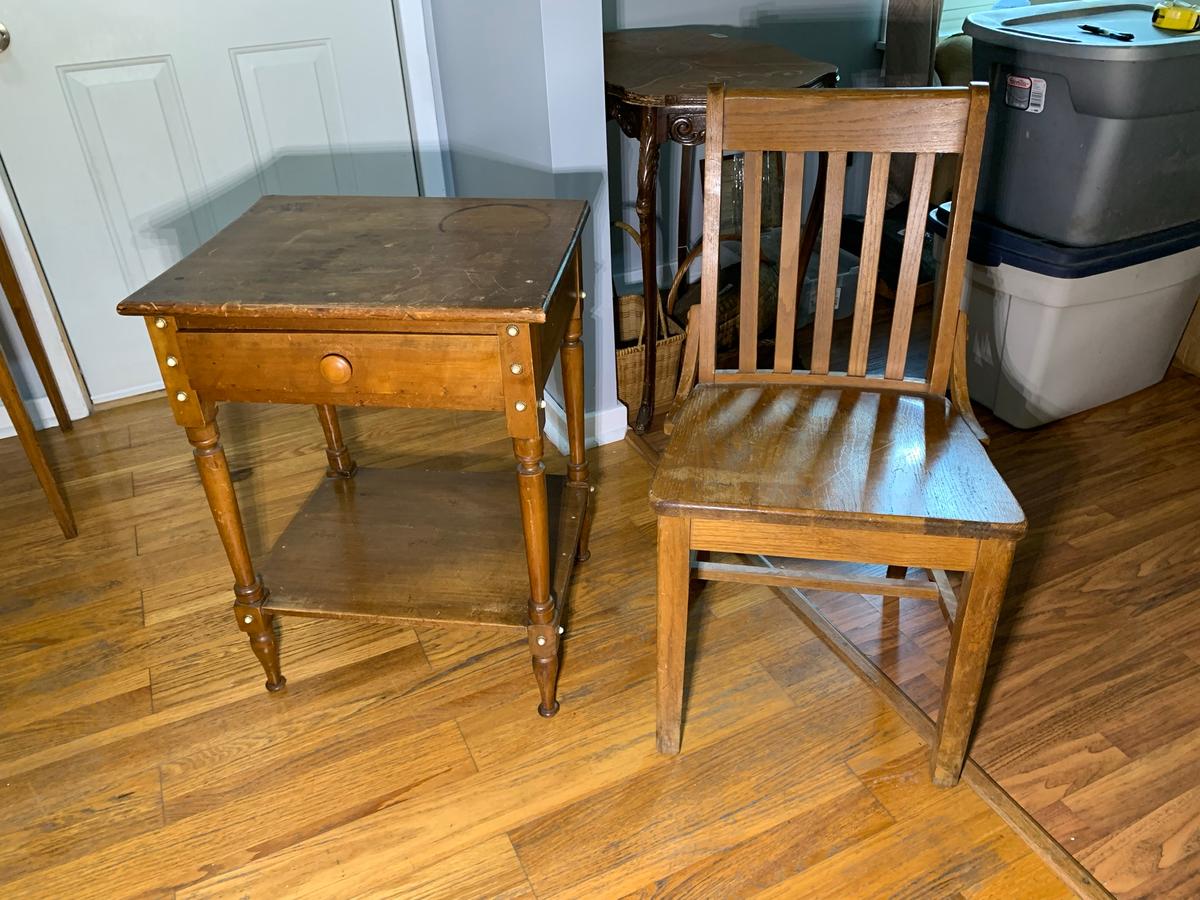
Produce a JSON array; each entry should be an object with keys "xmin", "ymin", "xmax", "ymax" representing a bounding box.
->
[
  {"xmin": 0, "ymin": 394, "xmax": 61, "ymax": 439},
  {"xmin": 538, "ymin": 0, "xmax": 622, "ymax": 442},
  {"xmin": 541, "ymin": 391, "xmax": 628, "ymax": 455},
  {"xmin": 392, "ymin": 0, "xmax": 453, "ymax": 197}
]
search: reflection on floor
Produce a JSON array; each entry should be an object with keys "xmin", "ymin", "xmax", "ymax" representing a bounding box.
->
[
  {"xmin": 787, "ymin": 370, "xmax": 1200, "ymax": 899},
  {"xmin": 0, "ymin": 395, "xmax": 1065, "ymax": 897},
  {"xmin": 635, "ymin": 298, "xmax": 1200, "ymax": 897}
]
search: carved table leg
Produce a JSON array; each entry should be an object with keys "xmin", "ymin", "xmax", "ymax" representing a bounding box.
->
[
  {"xmin": 186, "ymin": 411, "xmax": 285, "ymax": 692},
  {"xmin": 932, "ymin": 538, "xmax": 1016, "ymax": 786},
  {"xmin": 677, "ymin": 143, "xmax": 695, "ymax": 273},
  {"xmin": 562, "ymin": 252, "xmax": 593, "ymax": 563},
  {"xmin": 315, "ymin": 404, "xmax": 357, "ymax": 478},
  {"xmin": 514, "ymin": 434, "xmax": 559, "ymax": 717},
  {"xmin": 634, "ymin": 105, "xmax": 661, "ymax": 434},
  {"xmin": 795, "ymin": 151, "xmax": 827, "ymax": 294}
]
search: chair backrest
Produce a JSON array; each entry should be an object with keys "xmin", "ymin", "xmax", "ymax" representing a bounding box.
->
[{"xmin": 698, "ymin": 83, "xmax": 989, "ymax": 397}]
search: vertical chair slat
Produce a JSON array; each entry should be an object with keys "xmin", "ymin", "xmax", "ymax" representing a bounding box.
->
[
  {"xmin": 848, "ymin": 151, "xmax": 891, "ymax": 376},
  {"xmin": 773, "ymin": 152, "xmax": 806, "ymax": 373},
  {"xmin": 699, "ymin": 85, "xmax": 726, "ymax": 383},
  {"xmin": 928, "ymin": 84, "xmax": 990, "ymax": 394},
  {"xmin": 884, "ymin": 151, "xmax": 936, "ymax": 380},
  {"xmin": 738, "ymin": 151, "xmax": 764, "ymax": 373},
  {"xmin": 809, "ymin": 150, "xmax": 847, "ymax": 375}
]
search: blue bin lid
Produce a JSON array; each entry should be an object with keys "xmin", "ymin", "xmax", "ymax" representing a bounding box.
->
[{"xmin": 928, "ymin": 203, "xmax": 1200, "ymax": 278}]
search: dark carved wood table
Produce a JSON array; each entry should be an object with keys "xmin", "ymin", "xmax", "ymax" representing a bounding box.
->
[
  {"xmin": 605, "ymin": 26, "xmax": 837, "ymax": 431},
  {"xmin": 117, "ymin": 196, "xmax": 593, "ymax": 717}
]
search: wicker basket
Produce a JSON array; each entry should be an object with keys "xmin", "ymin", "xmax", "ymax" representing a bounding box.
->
[{"xmin": 615, "ymin": 292, "xmax": 685, "ymax": 426}]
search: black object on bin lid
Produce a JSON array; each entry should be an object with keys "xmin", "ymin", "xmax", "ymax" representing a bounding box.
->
[
  {"xmin": 928, "ymin": 203, "xmax": 1200, "ymax": 278},
  {"xmin": 964, "ymin": 0, "xmax": 1200, "ymax": 62}
]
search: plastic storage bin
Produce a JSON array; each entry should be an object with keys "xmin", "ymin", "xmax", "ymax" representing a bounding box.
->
[
  {"xmin": 930, "ymin": 204, "xmax": 1200, "ymax": 428},
  {"xmin": 964, "ymin": 1, "xmax": 1200, "ymax": 246}
]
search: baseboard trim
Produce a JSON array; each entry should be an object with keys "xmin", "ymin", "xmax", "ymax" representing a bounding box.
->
[
  {"xmin": 89, "ymin": 379, "xmax": 164, "ymax": 407},
  {"xmin": 541, "ymin": 394, "xmax": 627, "ymax": 455},
  {"xmin": 0, "ymin": 381, "xmax": 163, "ymax": 437},
  {"xmin": 0, "ymin": 394, "xmax": 70, "ymax": 438}
]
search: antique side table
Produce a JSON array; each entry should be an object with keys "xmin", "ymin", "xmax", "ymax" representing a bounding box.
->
[
  {"xmin": 117, "ymin": 196, "xmax": 593, "ymax": 717},
  {"xmin": 605, "ymin": 26, "xmax": 837, "ymax": 431}
]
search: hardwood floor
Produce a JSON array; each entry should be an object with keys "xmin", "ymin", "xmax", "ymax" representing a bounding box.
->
[
  {"xmin": 780, "ymin": 368, "xmax": 1200, "ymax": 900},
  {"xmin": 0, "ymin": 396, "xmax": 1063, "ymax": 898},
  {"xmin": 631, "ymin": 298, "xmax": 1200, "ymax": 897}
]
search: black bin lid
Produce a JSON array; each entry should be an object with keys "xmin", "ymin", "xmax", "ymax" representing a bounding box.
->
[{"xmin": 928, "ymin": 203, "xmax": 1200, "ymax": 278}]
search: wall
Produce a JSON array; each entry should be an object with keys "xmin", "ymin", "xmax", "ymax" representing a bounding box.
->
[
  {"xmin": 0, "ymin": 169, "xmax": 89, "ymax": 439},
  {"xmin": 427, "ymin": 1, "xmax": 555, "ymax": 200},
  {"xmin": 0, "ymin": 1, "xmax": 449, "ymax": 439},
  {"xmin": 604, "ymin": 0, "xmax": 886, "ymax": 288},
  {"xmin": 0, "ymin": 288, "xmax": 43, "ymax": 411},
  {"xmin": 429, "ymin": 0, "xmax": 625, "ymax": 448}
]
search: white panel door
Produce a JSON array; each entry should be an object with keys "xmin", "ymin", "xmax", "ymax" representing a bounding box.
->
[{"xmin": 0, "ymin": 2, "xmax": 419, "ymax": 402}]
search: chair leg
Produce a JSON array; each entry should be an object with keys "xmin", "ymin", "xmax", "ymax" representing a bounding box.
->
[
  {"xmin": 0, "ymin": 229, "xmax": 73, "ymax": 431},
  {"xmin": 882, "ymin": 564, "xmax": 907, "ymax": 604},
  {"xmin": 656, "ymin": 515, "xmax": 691, "ymax": 755},
  {"xmin": 0, "ymin": 348, "xmax": 76, "ymax": 538},
  {"xmin": 932, "ymin": 538, "xmax": 1016, "ymax": 786}
]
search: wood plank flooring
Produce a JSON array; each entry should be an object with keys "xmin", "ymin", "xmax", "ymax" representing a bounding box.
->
[
  {"xmin": 633, "ymin": 301, "xmax": 1200, "ymax": 897},
  {"xmin": 782, "ymin": 369, "xmax": 1200, "ymax": 900},
  {"xmin": 0, "ymin": 396, "xmax": 1064, "ymax": 898}
]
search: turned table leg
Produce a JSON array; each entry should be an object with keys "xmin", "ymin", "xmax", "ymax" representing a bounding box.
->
[
  {"xmin": 186, "ymin": 411, "xmax": 285, "ymax": 692},
  {"xmin": 513, "ymin": 434, "xmax": 559, "ymax": 717},
  {"xmin": 562, "ymin": 256, "xmax": 593, "ymax": 562},
  {"xmin": 677, "ymin": 143, "xmax": 695, "ymax": 272},
  {"xmin": 315, "ymin": 404, "xmax": 357, "ymax": 478},
  {"xmin": 932, "ymin": 538, "xmax": 1015, "ymax": 786},
  {"xmin": 634, "ymin": 105, "xmax": 661, "ymax": 434}
]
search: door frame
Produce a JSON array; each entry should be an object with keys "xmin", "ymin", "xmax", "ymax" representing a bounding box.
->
[{"xmin": 0, "ymin": 0, "xmax": 450, "ymax": 436}]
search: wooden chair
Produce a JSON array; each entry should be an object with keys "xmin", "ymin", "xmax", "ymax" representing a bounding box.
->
[
  {"xmin": 0, "ymin": 229, "xmax": 76, "ymax": 539},
  {"xmin": 0, "ymin": 347, "xmax": 76, "ymax": 538},
  {"xmin": 650, "ymin": 83, "xmax": 1025, "ymax": 787}
]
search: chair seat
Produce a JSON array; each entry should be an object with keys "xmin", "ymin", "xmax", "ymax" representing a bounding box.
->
[{"xmin": 650, "ymin": 383, "xmax": 1025, "ymax": 539}]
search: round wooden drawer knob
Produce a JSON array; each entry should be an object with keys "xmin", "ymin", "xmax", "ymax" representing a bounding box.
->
[{"xmin": 319, "ymin": 353, "xmax": 353, "ymax": 384}]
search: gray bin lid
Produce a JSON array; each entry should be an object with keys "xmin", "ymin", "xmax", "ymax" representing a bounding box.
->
[{"xmin": 964, "ymin": 1, "xmax": 1200, "ymax": 61}]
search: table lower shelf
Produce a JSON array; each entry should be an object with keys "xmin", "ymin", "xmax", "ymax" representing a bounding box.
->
[{"xmin": 261, "ymin": 467, "xmax": 588, "ymax": 631}]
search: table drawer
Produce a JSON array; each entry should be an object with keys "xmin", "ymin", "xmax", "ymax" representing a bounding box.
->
[{"xmin": 174, "ymin": 330, "xmax": 505, "ymax": 410}]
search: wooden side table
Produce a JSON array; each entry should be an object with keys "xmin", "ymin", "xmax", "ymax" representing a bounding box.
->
[
  {"xmin": 117, "ymin": 196, "xmax": 593, "ymax": 717},
  {"xmin": 605, "ymin": 26, "xmax": 837, "ymax": 432}
]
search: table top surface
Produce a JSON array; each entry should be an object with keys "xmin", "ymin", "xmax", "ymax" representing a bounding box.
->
[
  {"xmin": 118, "ymin": 195, "xmax": 588, "ymax": 324},
  {"xmin": 604, "ymin": 26, "xmax": 837, "ymax": 108}
]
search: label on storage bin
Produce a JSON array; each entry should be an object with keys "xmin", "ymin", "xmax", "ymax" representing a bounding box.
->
[{"xmin": 1005, "ymin": 74, "xmax": 1046, "ymax": 113}]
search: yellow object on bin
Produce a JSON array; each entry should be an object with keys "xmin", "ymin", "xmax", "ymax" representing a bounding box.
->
[{"xmin": 1152, "ymin": 2, "xmax": 1200, "ymax": 31}]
